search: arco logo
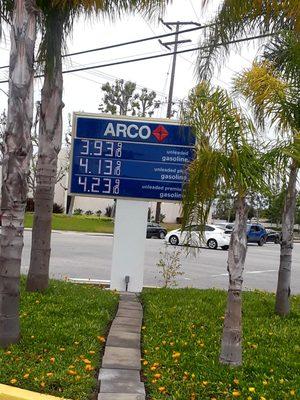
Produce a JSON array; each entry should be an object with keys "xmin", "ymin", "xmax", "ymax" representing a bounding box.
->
[
  {"xmin": 152, "ymin": 125, "xmax": 169, "ymax": 142},
  {"xmin": 103, "ymin": 122, "xmax": 169, "ymax": 142}
]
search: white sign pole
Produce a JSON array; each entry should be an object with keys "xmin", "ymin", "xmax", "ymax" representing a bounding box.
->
[{"xmin": 110, "ymin": 199, "xmax": 148, "ymax": 293}]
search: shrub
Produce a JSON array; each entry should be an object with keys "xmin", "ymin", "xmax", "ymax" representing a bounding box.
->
[
  {"xmin": 85, "ymin": 210, "xmax": 93, "ymax": 215},
  {"xmin": 53, "ymin": 203, "xmax": 64, "ymax": 214},
  {"xmin": 26, "ymin": 198, "xmax": 35, "ymax": 212},
  {"xmin": 159, "ymin": 213, "xmax": 166, "ymax": 223},
  {"xmin": 156, "ymin": 245, "xmax": 184, "ymax": 288},
  {"xmin": 105, "ymin": 205, "xmax": 113, "ymax": 217},
  {"xmin": 73, "ymin": 208, "xmax": 83, "ymax": 215},
  {"xmin": 176, "ymin": 216, "xmax": 183, "ymax": 224},
  {"xmin": 96, "ymin": 210, "xmax": 102, "ymax": 217}
]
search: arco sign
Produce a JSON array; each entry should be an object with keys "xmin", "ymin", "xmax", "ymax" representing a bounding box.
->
[{"xmin": 69, "ymin": 112, "xmax": 195, "ymax": 201}]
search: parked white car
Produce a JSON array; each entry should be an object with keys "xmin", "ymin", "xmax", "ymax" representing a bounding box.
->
[{"xmin": 165, "ymin": 224, "xmax": 230, "ymax": 250}]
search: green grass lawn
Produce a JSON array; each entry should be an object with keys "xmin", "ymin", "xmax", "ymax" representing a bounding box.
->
[
  {"xmin": 24, "ymin": 213, "xmax": 114, "ymax": 233},
  {"xmin": 24, "ymin": 213, "xmax": 179, "ymax": 234},
  {"xmin": 0, "ymin": 279, "xmax": 118, "ymax": 400},
  {"xmin": 141, "ymin": 289, "xmax": 300, "ymax": 400}
]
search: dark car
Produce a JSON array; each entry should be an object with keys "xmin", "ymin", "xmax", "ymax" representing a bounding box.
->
[
  {"xmin": 247, "ymin": 223, "xmax": 268, "ymax": 246},
  {"xmin": 266, "ymin": 229, "xmax": 281, "ymax": 244},
  {"xmin": 146, "ymin": 223, "xmax": 167, "ymax": 239}
]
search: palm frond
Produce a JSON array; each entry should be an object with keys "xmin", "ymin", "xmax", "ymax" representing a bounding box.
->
[
  {"xmin": 0, "ymin": 1, "xmax": 14, "ymax": 38},
  {"xmin": 51, "ymin": 0, "xmax": 170, "ymax": 19},
  {"xmin": 234, "ymin": 61, "xmax": 299, "ymax": 135},
  {"xmin": 197, "ymin": 0, "xmax": 299, "ymax": 79},
  {"xmin": 181, "ymin": 81, "xmax": 269, "ymax": 235},
  {"xmin": 262, "ymin": 30, "xmax": 300, "ymax": 86}
]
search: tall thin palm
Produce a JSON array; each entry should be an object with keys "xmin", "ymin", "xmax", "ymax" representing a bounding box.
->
[
  {"xmin": 0, "ymin": 0, "xmax": 37, "ymax": 347},
  {"xmin": 26, "ymin": 0, "xmax": 171, "ymax": 292},
  {"xmin": 234, "ymin": 56, "xmax": 300, "ymax": 316},
  {"xmin": 197, "ymin": 0, "xmax": 299, "ymax": 79},
  {"xmin": 182, "ymin": 81, "xmax": 268, "ymax": 365}
]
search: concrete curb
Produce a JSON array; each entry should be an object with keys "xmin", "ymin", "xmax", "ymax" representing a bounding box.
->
[
  {"xmin": 98, "ymin": 292, "xmax": 145, "ymax": 400},
  {"xmin": 0, "ymin": 384, "xmax": 70, "ymax": 400},
  {"xmin": 24, "ymin": 228, "xmax": 114, "ymax": 237}
]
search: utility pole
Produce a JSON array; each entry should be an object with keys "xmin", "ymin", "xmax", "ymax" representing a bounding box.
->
[{"xmin": 154, "ymin": 19, "xmax": 200, "ymax": 223}]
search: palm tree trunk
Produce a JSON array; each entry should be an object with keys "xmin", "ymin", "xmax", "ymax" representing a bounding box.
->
[
  {"xmin": 26, "ymin": 43, "xmax": 63, "ymax": 292},
  {"xmin": 0, "ymin": 0, "xmax": 36, "ymax": 347},
  {"xmin": 220, "ymin": 195, "xmax": 248, "ymax": 366},
  {"xmin": 275, "ymin": 160, "xmax": 298, "ymax": 316}
]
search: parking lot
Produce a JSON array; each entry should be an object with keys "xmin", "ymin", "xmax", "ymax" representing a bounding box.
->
[{"xmin": 21, "ymin": 230, "xmax": 300, "ymax": 293}]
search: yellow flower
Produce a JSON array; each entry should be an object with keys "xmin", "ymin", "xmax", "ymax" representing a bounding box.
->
[
  {"xmin": 5, "ymin": 351, "xmax": 11, "ymax": 355},
  {"xmin": 232, "ymin": 390, "xmax": 241, "ymax": 397},
  {"xmin": 75, "ymin": 375, "xmax": 81, "ymax": 381},
  {"xmin": 248, "ymin": 387, "xmax": 255, "ymax": 393},
  {"xmin": 279, "ymin": 378, "xmax": 284, "ymax": 384},
  {"xmin": 85, "ymin": 364, "xmax": 94, "ymax": 371},
  {"xmin": 74, "ymin": 341, "xmax": 79, "ymax": 345},
  {"xmin": 89, "ymin": 351, "xmax": 95, "ymax": 355},
  {"xmin": 151, "ymin": 379, "xmax": 157, "ymax": 384},
  {"xmin": 290, "ymin": 390, "xmax": 296, "ymax": 396},
  {"xmin": 40, "ymin": 382, "xmax": 45, "ymax": 388},
  {"xmin": 23, "ymin": 374, "xmax": 30, "ymax": 379},
  {"xmin": 59, "ymin": 348, "xmax": 65, "ymax": 352},
  {"xmin": 82, "ymin": 358, "xmax": 91, "ymax": 364},
  {"xmin": 143, "ymin": 360, "xmax": 148, "ymax": 366},
  {"xmin": 172, "ymin": 351, "xmax": 181, "ymax": 359},
  {"xmin": 46, "ymin": 373, "xmax": 53, "ymax": 377},
  {"xmin": 154, "ymin": 373, "xmax": 161, "ymax": 379},
  {"xmin": 68, "ymin": 370, "xmax": 77, "ymax": 376},
  {"xmin": 233, "ymin": 378, "xmax": 239, "ymax": 385},
  {"xmin": 202, "ymin": 381, "xmax": 208, "ymax": 386},
  {"xmin": 150, "ymin": 366, "xmax": 157, "ymax": 371},
  {"xmin": 260, "ymin": 397, "xmax": 266, "ymax": 400},
  {"xmin": 10, "ymin": 379, "xmax": 17, "ymax": 385},
  {"xmin": 263, "ymin": 380, "xmax": 268, "ymax": 386},
  {"xmin": 158, "ymin": 387, "xmax": 166, "ymax": 393},
  {"xmin": 97, "ymin": 336, "xmax": 106, "ymax": 343},
  {"xmin": 50, "ymin": 357, "xmax": 55, "ymax": 364}
]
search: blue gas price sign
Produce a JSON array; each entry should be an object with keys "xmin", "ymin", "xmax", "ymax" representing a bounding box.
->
[{"xmin": 69, "ymin": 113, "xmax": 195, "ymax": 202}]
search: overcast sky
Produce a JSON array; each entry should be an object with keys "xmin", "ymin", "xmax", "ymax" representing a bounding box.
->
[{"xmin": 0, "ymin": 0, "xmax": 267, "ymax": 129}]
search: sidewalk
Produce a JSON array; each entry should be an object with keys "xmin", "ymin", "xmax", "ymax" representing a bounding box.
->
[{"xmin": 98, "ymin": 292, "xmax": 145, "ymax": 400}]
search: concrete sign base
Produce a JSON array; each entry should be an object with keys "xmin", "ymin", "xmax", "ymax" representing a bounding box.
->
[{"xmin": 110, "ymin": 199, "xmax": 148, "ymax": 292}]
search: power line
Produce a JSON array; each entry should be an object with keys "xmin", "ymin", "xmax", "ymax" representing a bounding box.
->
[
  {"xmin": 0, "ymin": 24, "xmax": 213, "ymax": 71},
  {"xmin": 0, "ymin": 32, "xmax": 275, "ymax": 84},
  {"xmin": 62, "ymin": 58, "xmax": 170, "ymax": 98}
]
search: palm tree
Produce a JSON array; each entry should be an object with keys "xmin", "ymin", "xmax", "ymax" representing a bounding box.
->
[
  {"xmin": 196, "ymin": 0, "xmax": 300, "ymax": 316},
  {"xmin": 234, "ymin": 49, "xmax": 300, "ymax": 315},
  {"xmin": 0, "ymin": 0, "xmax": 37, "ymax": 347},
  {"xmin": 26, "ymin": 0, "xmax": 171, "ymax": 292},
  {"xmin": 197, "ymin": 0, "xmax": 299, "ymax": 79},
  {"xmin": 182, "ymin": 81, "xmax": 268, "ymax": 366}
]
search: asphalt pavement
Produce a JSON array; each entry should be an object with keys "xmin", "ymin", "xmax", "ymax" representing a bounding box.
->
[{"xmin": 21, "ymin": 231, "xmax": 300, "ymax": 293}]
